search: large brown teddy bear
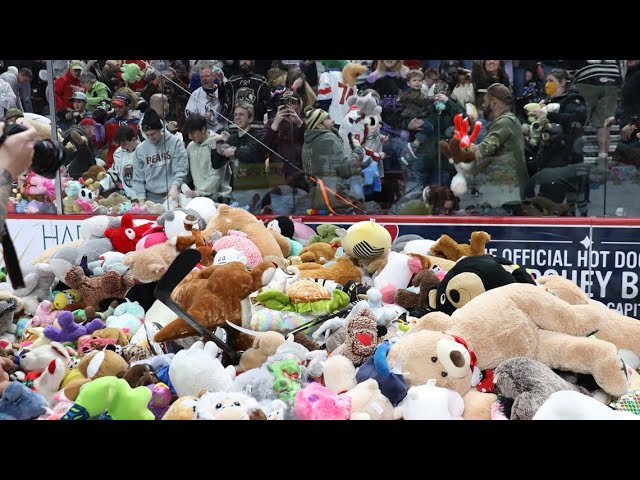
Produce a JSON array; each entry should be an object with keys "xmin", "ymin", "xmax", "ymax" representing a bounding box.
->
[
  {"xmin": 202, "ymin": 205, "xmax": 288, "ymax": 260},
  {"xmin": 538, "ymin": 275, "xmax": 640, "ymax": 361},
  {"xmin": 386, "ymin": 282, "xmax": 630, "ymax": 419},
  {"xmin": 153, "ymin": 261, "xmax": 276, "ymax": 351}
]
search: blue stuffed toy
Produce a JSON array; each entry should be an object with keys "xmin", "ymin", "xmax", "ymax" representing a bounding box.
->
[{"xmin": 0, "ymin": 382, "xmax": 49, "ymax": 420}]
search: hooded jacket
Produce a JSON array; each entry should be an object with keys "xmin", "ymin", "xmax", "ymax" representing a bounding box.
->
[
  {"xmin": 186, "ymin": 131, "xmax": 224, "ymax": 198},
  {"xmin": 132, "ymin": 132, "xmax": 188, "ymax": 199}
]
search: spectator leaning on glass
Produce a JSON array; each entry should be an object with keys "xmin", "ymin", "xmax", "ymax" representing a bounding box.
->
[
  {"xmin": 132, "ymin": 109, "xmax": 188, "ymax": 205},
  {"xmin": 439, "ymin": 83, "xmax": 528, "ymax": 215}
]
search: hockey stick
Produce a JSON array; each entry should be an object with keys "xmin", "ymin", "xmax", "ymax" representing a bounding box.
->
[{"xmin": 153, "ymin": 249, "xmax": 241, "ymax": 364}]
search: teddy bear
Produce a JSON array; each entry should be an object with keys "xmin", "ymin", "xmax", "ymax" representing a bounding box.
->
[
  {"xmin": 430, "ymin": 231, "xmax": 492, "ymax": 262},
  {"xmin": 195, "ymin": 391, "xmax": 267, "ymax": 420},
  {"xmin": 63, "ymin": 266, "xmax": 135, "ymax": 308},
  {"xmin": 10, "ymin": 263, "xmax": 56, "ymax": 316},
  {"xmin": 533, "ymin": 390, "xmax": 640, "ymax": 420},
  {"xmin": 296, "ymin": 256, "xmax": 362, "ymax": 286},
  {"xmin": 82, "ymin": 165, "xmax": 107, "ymax": 184},
  {"xmin": 394, "ymin": 383, "xmax": 465, "ymax": 420},
  {"xmin": 104, "ymin": 300, "xmax": 145, "ymax": 335},
  {"xmin": 386, "ymin": 282, "xmax": 631, "ymax": 419},
  {"xmin": 298, "ymin": 243, "xmax": 337, "ymax": 265},
  {"xmin": 342, "ymin": 378, "xmax": 395, "ymax": 420},
  {"xmin": 537, "ymin": 274, "xmax": 640, "ymax": 363},
  {"xmin": 370, "ymin": 251, "xmax": 431, "ymax": 304},
  {"xmin": 493, "ymin": 357, "xmax": 591, "ymax": 420},
  {"xmin": 0, "ymin": 298, "xmax": 18, "ymax": 336},
  {"xmin": 32, "ymin": 358, "xmax": 68, "ymax": 406},
  {"xmin": 265, "ymin": 217, "xmax": 303, "ymax": 257},
  {"xmin": 161, "ymin": 396, "xmax": 199, "ymax": 420},
  {"xmin": 395, "ymin": 268, "xmax": 441, "ymax": 314},
  {"xmin": 116, "ymin": 363, "xmax": 159, "ymax": 388},
  {"xmin": 322, "ymin": 354, "xmax": 357, "ymax": 394},
  {"xmin": 169, "ymin": 340, "xmax": 236, "ymax": 397},
  {"xmin": 78, "ymin": 346, "xmax": 129, "ymax": 380},
  {"xmin": 237, "ymin": 331, "xmax": 286, "ymax": 373},
  {"xmin": 153, "ymin": 261, "xmax": 276, "ymax": 352},
  {"xmin": 122, "ymin": 242, "xmax": 178, "ymax": 284},
  {"xmin": 211, "ymin": 230, "xmax": 264, "ymax": 269},
  {"xmin": 202, "ymin": 205, "xmax": 289, "ymax": 260},
  {"xmin": 331, "ymin": 307, "xmax": 378, "ymax": 366},
  {"xmin": 173, "ymin": 217, "xmax": 213, "ymax": 266},
  {"xmin": 431, "ymin": 254, "xmax": 536, "ymax": 315},
  {"xmin": 104, "ymin": 214, "xmax": 154, "ymax": 254},
  {"xmin": 98, "ymin": 192, "xmax": 129, "ymax": 213}
]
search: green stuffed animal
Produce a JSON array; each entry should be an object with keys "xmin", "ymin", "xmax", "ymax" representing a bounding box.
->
[
  {"xmin": 121, "ymin": 63, "xmax": 143, "ymax": 85},
  {"xmin": 267, "ymin": 358, "xmax": 302, "ymax": 404},
  {"xmin": 61, "ymin": 376, "xmax": 154, "ymax": 420},
  {"xmin": 308, "ymin": 224, "xmax": 342, "ymax": 245}
]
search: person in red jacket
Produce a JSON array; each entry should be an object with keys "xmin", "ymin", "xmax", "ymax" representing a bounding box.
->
[{"xmin": 54, "ymin": 60, "xmax": 85, "ymax": 113}]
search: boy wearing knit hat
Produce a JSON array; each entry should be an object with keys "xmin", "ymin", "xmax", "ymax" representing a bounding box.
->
[
  {"xmin": 301, "ymin": 106, "xmax": 364, "ymax": 213},
  {"xmin": 132, "ymin": 109, "xmax": 189, "ymax": 205}
]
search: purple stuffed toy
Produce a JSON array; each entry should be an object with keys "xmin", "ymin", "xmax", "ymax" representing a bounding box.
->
[
  {"xmin": 43, "ymin": 311, "xmax": 105, "ymax": 343},
  {"xmin": 146, "ymin": 382, "xmax": 172, "ymax": 420}
]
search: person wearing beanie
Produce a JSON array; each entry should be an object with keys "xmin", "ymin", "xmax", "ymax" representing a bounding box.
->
[
  {"xmin": 132, "ymin": 108, "xmax": 189, "ymax": 205},
  {"xmin": 4, "ymin": 108, "xmax": 24, "ymax": 123},
  {"xmin": 301, "ymin": 106, "xmax": 365, "ymax": 213}
]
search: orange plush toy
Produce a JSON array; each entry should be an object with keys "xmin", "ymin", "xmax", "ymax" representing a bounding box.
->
[
  {"xmin": 153, "ymin": 261, "xmax": 276, "ymax": 350},
  {"xmin": 174, "ymin": 215, "xmax": 213, "ymax": 266},
  {"xmin": 430, "ymin": 231, "xmax": 491, "ymax": 261}
]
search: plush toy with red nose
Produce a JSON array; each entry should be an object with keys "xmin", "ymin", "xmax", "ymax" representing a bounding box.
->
[{"xmin": 104, "ymin": 214, "xmax": 153, "ymax": 253}]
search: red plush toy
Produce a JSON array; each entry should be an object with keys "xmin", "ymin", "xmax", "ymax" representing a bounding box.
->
[{"xmin": 104, "ymin": 214, "xmax": 153, "ymax": 253}]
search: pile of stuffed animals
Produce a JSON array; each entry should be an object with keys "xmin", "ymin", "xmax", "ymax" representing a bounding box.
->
[{"xmin": 1, "ymin": 201, "xmax": 639, "ymax": 420}]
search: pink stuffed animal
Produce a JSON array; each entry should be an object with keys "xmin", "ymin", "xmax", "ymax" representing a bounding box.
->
[
  {"xmin": 76, "ymin": 335, "xmax": 118, "ymax": 356},
  {"xmin": 135, "ymin": 225, "xmax": 168, "ymax": 251},
  {"xmin": 294, "ymin": 382, "xmax": 352, "ymax": 420},
  {"xmin": 29, "ymin": 174, "xmax": 56, "ymax": 200},
  {"xmin": 30, "ymin": 301, "xmax": 61, "ymax": 327}
]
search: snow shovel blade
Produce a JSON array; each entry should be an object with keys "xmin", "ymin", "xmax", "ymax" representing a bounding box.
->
[{"xmin": 153, "ymin": 249, "xmax": 241, "ymax": 364}]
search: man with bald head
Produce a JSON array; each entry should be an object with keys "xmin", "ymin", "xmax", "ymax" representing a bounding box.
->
[
  {"xmin": 439, "ymin": 83, "xmax": 528, "ymax": 214},
  {"xmin": 140, "ymin": 93, "xmax": 182, "ymax": 142}
]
